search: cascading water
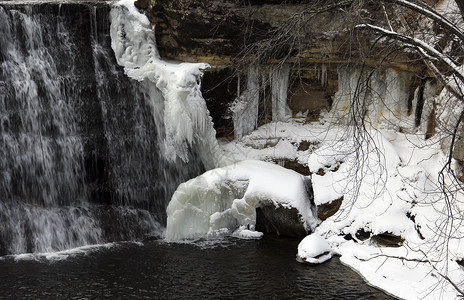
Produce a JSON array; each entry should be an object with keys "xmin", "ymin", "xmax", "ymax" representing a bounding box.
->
[{"xmin": 0, "ymin": 2, "xmax": 203, "ymax": 255}]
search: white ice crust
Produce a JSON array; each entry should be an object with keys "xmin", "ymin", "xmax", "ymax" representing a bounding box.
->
[{"xmin": 165, "ymin": 160, "xmax": 318, "ymax": 241}]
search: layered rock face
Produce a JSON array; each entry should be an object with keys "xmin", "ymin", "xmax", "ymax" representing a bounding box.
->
[
  {"xmin": 148, "ymin": 0, "xmax": 416, "ymax": 67},
  {"xmin": 147, "ymin": 0, "xmax": 426, "ymax": 137}
]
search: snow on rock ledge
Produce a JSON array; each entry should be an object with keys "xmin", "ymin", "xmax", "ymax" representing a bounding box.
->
[
  {"xmin": 297, "ymin": 233, "xmax": 333, "ymax": 264},
  {"xmin": 165, "ymin": 160, "xmax": 319, "ymax": 241}
]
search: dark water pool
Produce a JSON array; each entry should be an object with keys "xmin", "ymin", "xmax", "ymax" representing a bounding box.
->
[{"xmin": 0, "ymin": 236, "xmax": 394, "ymax": 299}]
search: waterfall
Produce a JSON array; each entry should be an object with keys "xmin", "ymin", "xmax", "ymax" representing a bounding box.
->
[{"xmin": 0, "ymin": 2, "xmax": 202, "ymax": 255}]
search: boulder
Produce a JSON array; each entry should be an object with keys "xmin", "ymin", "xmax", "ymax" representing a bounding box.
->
[
  {"xmin": 256, "ymin": 205, "xmax": 308, "ymax": 238},
  {"xmin": 351, "ymin": 228, "xmax": 404, "ymax": 247},
  {"xmin": 317, "ymin": 196, "xmax": 343, "ymax": 220},
  {"xmin": 370, "ymin": 232, "xmax": 405, "ymax": 247},
  {"xmin": 280, "ymin": 159, "xmax": 311, "ymax": 176}
]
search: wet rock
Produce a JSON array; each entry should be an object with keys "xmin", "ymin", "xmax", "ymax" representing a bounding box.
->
[
  {"xmin": 297, "ymin": 140, "xmax": 315, "ymax": 151},
  {"xmin": 256, "ymin": 205, "xmax": 308, "ymax": 238},
  {"xmin": 313, "ymin": 161, "xmax": 342, "ymax": 176},
  {"xmin": 370, "ymin": 232, "xmax": 405, "ymax": 247},
  {"xmin": 148, "ymin": 0, "xmax": 426, "ymax": 124},
  {"xmin": 351, "ymin": 229, "xmax": 404, "ymax": 247},
  {"xmin": 457, "ymin": 259, "xmax": 464, "ymax": 267},
  {"xmin": 355, "ymin": 228, "xmax": 371, "ymax": 241},
  {"xmin": 134, "ymin": 0, "xmax": 149, "ymax": 10},
  {"xmin": 282, "ymin": 159, "xmax": 311, "ymax": 176},
  {"xmin": 289, "ymin": 79, "xmax": 334, "ymax": 121},
  {"xmin": 317, "ymin": 196, "xmax": 343, "ymax": 220},
  {"xmin": 202, "ymin": 68, "xmax": 237, "ymax": 138},
  {"xmin": 0, "ymin": 229, "xmax": 7, "ymax": 257},
  {"xmin": 316, "ymin": 168, "xmax": 326, "ymax": 176}
]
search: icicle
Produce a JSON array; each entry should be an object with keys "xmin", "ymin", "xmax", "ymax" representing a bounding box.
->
[
  {"xmin": 381, "ymin": 69, "xmax": 409, "ymax": 129},
  {"xmin": 321, "ymin": 64, "xmax": 327, "ymax": 88},
  {"xmin": 271, "ymin": 64, "xmax": 291, "ymax": 122},
  {"xmin": 90, "ymin": 6, "xmax": 98, "ymax": 44},
  {"xmin": 231, "ymin": 65, "xmax": 260, "ymax": 139},
  {"xmin": 332, "ymin": 66, "xmax": 411, "ymax": 129},
  {"xmin": 237, "ymin": 73, "xmax": 241, "ymax": 96}
]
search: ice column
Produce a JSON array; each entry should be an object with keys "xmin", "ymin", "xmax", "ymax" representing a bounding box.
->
[
  {"xmin": 380, "ymin": 69, "xmax": 410, "ymax": 129},
  {"xmin": 331, "ymin": 67, "xmax": 363, "ymax": 123},
  {"xmin": 231, "ymin": 65, "xmax": 260, "ymax": 139},
  {"xmin": 271, "ymin": 64, "xmax": 291, "ymax": 122},
  {"xmin": 332, "ymin": 67, "xmax": 410, "ymax": 129},
  {"xmin": 320, "ymin": 64, "xmax": 328, "ymax": 88}
]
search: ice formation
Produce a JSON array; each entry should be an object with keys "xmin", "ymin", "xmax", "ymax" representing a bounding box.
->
[
  {"xmin": 319, "ymin": 64, "xmax": 328, "ymax": 88},
  {"xmin": 231, "ymin": 65, "xmax": 260, "ymax": 139},
  {"xmin": 271, "ymin": 64, "xmax": 291, "ymax": 122},
  {"xmin": 165, "ymin": 160, "xmax": 318, "ymax": 241},
  {"xmin": 110, "ymin": 0, "xmax": 226, "ymax": 169},
  {"xmin": 332, "ymin": 67, "xmax": 411, "ymax": 130}
]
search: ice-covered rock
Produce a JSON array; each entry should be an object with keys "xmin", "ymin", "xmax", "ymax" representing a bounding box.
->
[
  {"xmin": 165, "ymin": 160, "xmax": 319, "ymax": 241},
  {"xmin": 297, "ymin": 233, "xmax": 333, "ymax": 264},
  {"xmin": 110, "ymin": 0, "xmax": 226, "ymax": 169}
]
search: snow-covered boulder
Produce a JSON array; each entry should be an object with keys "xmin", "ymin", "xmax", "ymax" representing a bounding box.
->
[
  {"xmin": 297, "ymin": 233, "xmax": 333, "ymax": 264},
  {"xmin": 165, "ymin": 160, "xmax": 319, "ymax": 241}
]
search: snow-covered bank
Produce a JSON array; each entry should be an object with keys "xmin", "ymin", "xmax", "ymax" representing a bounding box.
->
[{"xmin": 223, "ymin": 119, "xmax": 464, "ymax": 299}]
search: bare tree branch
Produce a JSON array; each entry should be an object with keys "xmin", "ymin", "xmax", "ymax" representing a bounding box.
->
[
  {"xmin": 383, "ymin": 0, "xmax": 464, "ymax": 42},
  {"xmin": 356, "ymin": 23, "xmax": 464, "ymax": 83}
]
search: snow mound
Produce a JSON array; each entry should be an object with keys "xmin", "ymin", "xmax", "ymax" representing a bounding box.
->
[
  {"xmin": 165, "ymin": 160, "xmax": 318, "ymax": 241},
  {"xmin": 297, "ymin": 233, "xmax": 333, "ymax": 264}
]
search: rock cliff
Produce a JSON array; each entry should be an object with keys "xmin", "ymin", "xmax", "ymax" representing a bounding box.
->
[{"xmin": 145, "ymin": 0, "xmax": 428, "ymax": 137}]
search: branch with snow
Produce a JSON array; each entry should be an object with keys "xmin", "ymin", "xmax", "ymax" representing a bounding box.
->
[
  {"xmin": 383, "ymin": 0, "xmax": 464, "ymax": 42},
  {"xmin": 356, "ymin": 23, "xmax": 464, "ymax": 84}
]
